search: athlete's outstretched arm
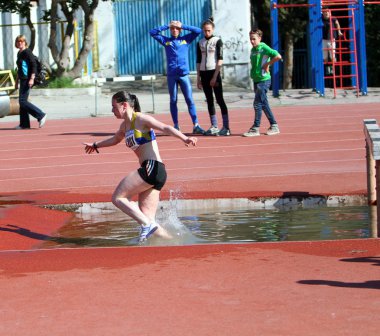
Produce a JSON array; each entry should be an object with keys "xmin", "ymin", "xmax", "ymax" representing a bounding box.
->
[
  {"xmin": 142, "ymin": 114, "xmax": 197, "ymax": 147},
  {"xmin": 83, "ymin": 122, "xmax": 125, "ymax": 154}
]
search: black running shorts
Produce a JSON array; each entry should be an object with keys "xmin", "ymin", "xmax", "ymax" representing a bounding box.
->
[{"xmin": 137, "ymin": 160, "xmax": 167, "ymax": 191}]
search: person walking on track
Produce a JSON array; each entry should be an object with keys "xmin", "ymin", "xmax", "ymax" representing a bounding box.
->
[{"xmin": 14, "ymin": 35, "xmax": 46, "ymax": 129}]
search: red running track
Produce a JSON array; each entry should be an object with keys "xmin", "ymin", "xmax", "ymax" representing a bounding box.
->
[
  {"xmin": 1, "ymin": 103, "xmax": 378, "ymax": 200},
  {"xmin": 0, "ymin": 103, "xmax": 379, "ymax": 335}
]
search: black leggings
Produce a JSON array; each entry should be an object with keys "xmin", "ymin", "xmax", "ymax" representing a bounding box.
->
[{"xmin": 200, "ymin": 70, "xmax": 228, "ymax": 117}]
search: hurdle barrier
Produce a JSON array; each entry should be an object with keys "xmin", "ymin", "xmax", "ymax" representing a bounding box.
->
[
  {"xmin": 0, "ymin": 92, "xmax": 19, "ymax": 118},
  {"xmin": 93, "ymin": 75, "xmax": 156, "ymax": 117},
  {"xmin": 0, "ymin": 70, "xmax": 18, "ymax": 118},
  {"xmin": 363, "ymin": 119, "xmax": 380, "ymax": 237}
]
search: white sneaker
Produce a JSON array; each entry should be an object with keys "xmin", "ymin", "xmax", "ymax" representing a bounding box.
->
[
  {"xmin": 265, "ymin": 124, "xmax": 280, "ymax": 135},
  {"xmin": 243, "ymin": 127, "xmax": 260, "ymax": 137},
  {"xmin": 39, "ymin": 115, "xmax": 47, "ymax": 128},
  {"xmin": 205, "ymin": 126, "xmax": 220, "ymax": 136},
  {"xmin": 139, "ymin": 222, "xmax": 159, "ymax": 242}
]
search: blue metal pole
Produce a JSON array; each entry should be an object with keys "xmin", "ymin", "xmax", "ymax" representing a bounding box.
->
[
  {"xmin": 306, "ymin": 23, "xmax": 313, "ymax": 89},
  {"xmin": 314, "ymin": 0, "xmax": 324, "ymax": 96},
  {"xmin": 349, "ymin": 4, "xmax": 357, "ymax": 87},
  {"xmin": 308, "ymin": 0, "xmax": 324, "ymax": 96},
  {"xmin": 308, "ymin": 0, "xmax": 316, "ymax": 90},
  {"xmin": 357, "ymin": 0, "xmax": 368, "ymax": 95},
  {"xmin": 270, "ymin": 0, "xmax": 280, "ymax": 97}
]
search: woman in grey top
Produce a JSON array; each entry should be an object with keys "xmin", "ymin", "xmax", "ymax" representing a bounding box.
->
[{"xmin": 196, "ymin": 18, "xmax": 230, "ymax": 136}]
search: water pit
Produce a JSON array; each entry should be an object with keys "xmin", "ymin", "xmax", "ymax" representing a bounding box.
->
[{"xmin": 40, "ymin": 195, "xmax": 375, "ymax": 248}]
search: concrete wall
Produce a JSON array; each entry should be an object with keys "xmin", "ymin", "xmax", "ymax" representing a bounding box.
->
[
  {"xmin": 0, "ymin": 0, "xmax": 250, "ymax": 86},
  {"xmin": 0, "ymin": 0, "xmax": 113, "ymax": 76},
  {"xmin": 94, "ymin": 1, "xmax": 116, "ymax": 78},
  {"xmin": 212, "ymin": 0, "xmax": 251, "ymax": 88},
  {"xmin": 101, "ymin": 0, "xmax": 251, "ymax": 83},
  {"xmin": 0, "ymin": 0, "xmax": 64, "ymax": 71}
]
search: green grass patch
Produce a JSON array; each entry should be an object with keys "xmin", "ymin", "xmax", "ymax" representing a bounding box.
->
[{"xmin": 45, "ymin": 77, "xmax": 93, "ymax": 89}]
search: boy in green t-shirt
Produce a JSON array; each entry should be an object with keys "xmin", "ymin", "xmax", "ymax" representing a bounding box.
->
[{"xmin": 243, "ymin": 29, "xmax": 282, "ymax": 137}]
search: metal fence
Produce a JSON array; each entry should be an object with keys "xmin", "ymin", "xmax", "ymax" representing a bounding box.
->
[{"xmin": 114, "ymin": 0, "xmax": 211, "ymax": 75}]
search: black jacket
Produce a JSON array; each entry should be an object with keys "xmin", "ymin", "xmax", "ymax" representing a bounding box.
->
[{"xmin": 16, "ymin": 48, "xmax": 37, "ymax": 80}]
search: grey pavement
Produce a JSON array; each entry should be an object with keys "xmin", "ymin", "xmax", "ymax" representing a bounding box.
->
[{"xmin": 1, "ymin": 74, "xmax": 379, "ymax": 124}]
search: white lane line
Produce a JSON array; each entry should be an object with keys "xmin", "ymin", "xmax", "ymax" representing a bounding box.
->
[
  {"xmin": 0, "ymin": 170, "xmax": 365, "ymax": 193},
  {"xmin": 0, "ymin": 127, "xmax": 365, "ymax": 145},
  {"xmin": 0, "ymin": 148, "xmax": 364, "ymax": 171},
  {"xmin": 0, "ymin": 159, "xmax": 365, "ymax": 182},
  {"xmin": 0, "ymin": 137, "xmax": 364, "ymax": 154}
]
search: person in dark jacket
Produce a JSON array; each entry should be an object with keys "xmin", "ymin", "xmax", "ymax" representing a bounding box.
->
[
  {"xmin": 150, "ymin": 21, "xmax": 204, "ymax": 134},
  {"xmin": 15, "ymin": 35, "xmax": 46, "ymax": 129},
  {"xmin": 197, "ymin": 17, "xmax": 230, "ymax": 136}
]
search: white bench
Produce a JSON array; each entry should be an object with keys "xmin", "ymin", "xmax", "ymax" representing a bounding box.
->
[{"xmin": 363, "ymin": 119, "xmax": 380, "ymax": 237}]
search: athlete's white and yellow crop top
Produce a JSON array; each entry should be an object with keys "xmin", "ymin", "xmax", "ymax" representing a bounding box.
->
[{"xmin": 125, "ymin": 112, "xmax": 156, "ymax": 151}]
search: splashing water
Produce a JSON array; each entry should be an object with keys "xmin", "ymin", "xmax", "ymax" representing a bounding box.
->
[{"xmin": 143, "ymin": 190, "xmax": 206, "ymax": 246}]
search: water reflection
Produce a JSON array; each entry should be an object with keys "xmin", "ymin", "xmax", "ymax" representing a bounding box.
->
[
  {"xmin": 40, "ymin": 205, "xmax": 371, "ymax": 249},
  {"xmin": 181, "ymin": 206, "xmax": 370, "ymax": 243}
]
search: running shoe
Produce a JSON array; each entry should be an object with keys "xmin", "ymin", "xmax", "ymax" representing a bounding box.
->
[
  {"xmin": 218, "ymin": 127, "xmax": 231, "ymax": 136},
  {"xmin": 139, "ymin": 222, "xmax": 159, "ymax": 242},
  {"xmin": 39, "ymin": 115, "xmax": 47, "ymax": 128},
  {"xmin": 265, "ymin": 124, "xmax": 280, "ymax": 135},
  {"xmin": 243, "ymin": 127, "xmax": 260, "ymax": 137},
  {"xmin": 205, "ymin": 126, "xmax": 220, "ymax": 136},
  {"xmin": 193, "ymin": 125, "xmax": 205, "ymax": 135},
  {"xmin": 174, "ymin": 125, "xmax": 181, "ymax": 131}
]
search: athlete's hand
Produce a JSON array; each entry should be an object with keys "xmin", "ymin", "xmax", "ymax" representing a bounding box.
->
[
  {"xmin": 197, "ymin": 78, "xmax": 202, "ymax": 90},
  {"xmin": 184, "ymin": 137, "xmax": 197, "ymax": 147},
  {"xmin": 83, "ymin": 142, "xmax": 99, "ymax": 154}
]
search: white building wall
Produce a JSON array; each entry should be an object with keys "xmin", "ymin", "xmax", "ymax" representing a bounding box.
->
[
  {"xmin": 0, "ymin": 0, "xmax": 114, "ymax": 78},
  {"xmin": 212, "ymin": 0, "xmax": 251, "ymax": 88},
  {"xmin": 1, "ymin": 0, "xmax": 249, "ymax": 84},
  {"xmin": 0, "ymin": 0, "xmax": 51, "ymax": 70},
  {"xmin": 94, "ymin": 1, "xmax": 116, "ymax": 78}
]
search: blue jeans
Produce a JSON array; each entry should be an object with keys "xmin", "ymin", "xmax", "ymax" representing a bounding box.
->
[
  {"xmin": 167, "ymin": 74, "xmax": 198, "ymax": 126},
  {"xmin": 19, "ymin": 79, "xmax": 45, "ymax": 128},
  {"xmin": 253, "ymin": 79, "xmax": 277, "ymax": 127}
]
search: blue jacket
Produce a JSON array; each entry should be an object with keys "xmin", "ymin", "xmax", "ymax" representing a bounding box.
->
[{"xmin": 150, "ymin": 24, "xmax": 201, "ymax": 76}]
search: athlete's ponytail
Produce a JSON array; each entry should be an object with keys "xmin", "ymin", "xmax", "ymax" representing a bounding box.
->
[{"xmin": 112, "ymin": 91, "xmax": 141, "ymax": 112}]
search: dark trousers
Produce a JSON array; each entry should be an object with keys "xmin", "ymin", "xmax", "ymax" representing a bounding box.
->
[
  {"xmin": 19, "ymin": 79, "xmax": 45, "ymax": 128},
  {"xmin": 200, "ymin": 70, "xmax": 228, "ymax": 117}
]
